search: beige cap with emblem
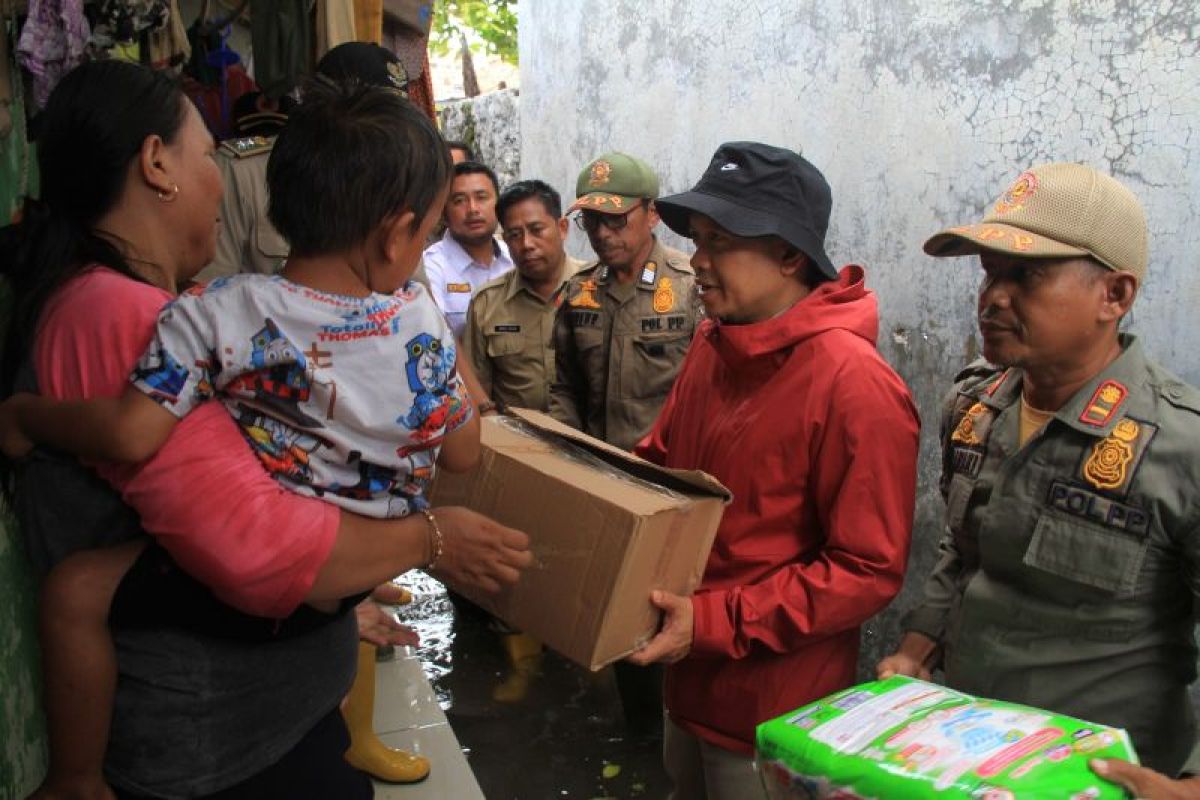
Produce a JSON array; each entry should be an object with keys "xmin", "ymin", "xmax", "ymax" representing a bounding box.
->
[{"xmin": 923, "ymin": 162, "xmax": 1148, "ymax": 281}]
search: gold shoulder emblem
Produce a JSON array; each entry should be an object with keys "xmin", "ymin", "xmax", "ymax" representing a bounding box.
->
[
  {"xmin": 951, "ymin": 402, "xmax": 987, "ymax": 446},
  {"xmin": 1082, "ymin": 418, "xmax": 1141, "ymax": 490},
  {"xmin": 652, "ymin": 277, "xmax": 675, "ymax": 313},
  {"xmin": 569, "ymin": 278, "xmax": 602, "ymax": 309}
]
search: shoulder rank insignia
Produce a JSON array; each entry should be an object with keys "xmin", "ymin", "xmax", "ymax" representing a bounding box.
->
[
  {"xmin": 569, "ymin": 278, "xmax": 602, "ymax": 309},
  {"xmin": 1079, "ymin": 380, "xmax": 1128, "ymax": 427},
  {"xmin": 950, "ymin": 402, "xmax": 988, "ymax": 445},
  {"xmin": 652, "ymin": 277, "xmax": 675, "ymax": 313},
  {"xmin": 640, "ymin": 261, "xmax": 658, "ymax": 286},
  {"xmin": 1082, "ymin": 417, "xmax": 1150, "ymax": 492},
  {"xmin": 220, "ymin": 135, "xmax": 274, "ymax": 159}
]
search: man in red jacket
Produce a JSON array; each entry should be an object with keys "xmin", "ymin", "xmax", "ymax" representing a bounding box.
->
[{"xmin": 629, "ymin": 141, "xmax": 920, "ymax": 798}]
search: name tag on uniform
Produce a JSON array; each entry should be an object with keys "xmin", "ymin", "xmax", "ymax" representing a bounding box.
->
[
  {"xmin": 1047, "ymin": 479, "xmax": 1151, "ymax": 536},
  {"xmin": 446, "ymin": 282, "xmax": 472, "ymax": 293},
  {"xmin": 639, "ymin": 315, "xmax": 688, "ymax": 333},
  {"xmin": 494, "ymin": 324, "xmax": 521, "ymax": 333}
]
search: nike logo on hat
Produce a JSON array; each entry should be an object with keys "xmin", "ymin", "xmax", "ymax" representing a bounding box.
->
[{"xmin": 720, "ymin": 163, "xmax": 739, "ymax": 171}]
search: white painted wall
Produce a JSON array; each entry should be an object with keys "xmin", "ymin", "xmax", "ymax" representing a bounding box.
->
[{"xmin": 518, "ymin": 0, "xmax": 1200, "ymax": 676}]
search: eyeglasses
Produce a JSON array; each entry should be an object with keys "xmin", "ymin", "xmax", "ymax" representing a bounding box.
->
[{"xmin": 573, "ymin": 202, "xmax": 646, "ymax": 233}]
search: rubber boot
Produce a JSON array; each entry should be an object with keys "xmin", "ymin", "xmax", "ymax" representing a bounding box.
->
[
  {"xmin": 492, "ymin": 632, "xmax": 543, "ymax": 704},
  {"xmin": 342, "ymin": 642, "xmax": 431, "ymax": 783}
]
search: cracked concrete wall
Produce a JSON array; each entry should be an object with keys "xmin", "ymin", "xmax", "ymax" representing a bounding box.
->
[
  {"xmin": 519, "ymin": 0, "xmax": 1200, "ymax": 684},
  {"xmin": 439, "ymin": 88, "xmax": 522, "ymax": 190}
]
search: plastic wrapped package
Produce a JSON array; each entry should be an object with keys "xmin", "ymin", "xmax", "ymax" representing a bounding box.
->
[{"xmin": 755, "ymin": 676, "xmax": 1135, "ymax": 800}]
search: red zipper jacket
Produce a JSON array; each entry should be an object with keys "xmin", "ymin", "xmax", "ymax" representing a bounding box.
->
[{"xmin": 635, "ymin": 265, "xmax": 919, "ymax": 753}]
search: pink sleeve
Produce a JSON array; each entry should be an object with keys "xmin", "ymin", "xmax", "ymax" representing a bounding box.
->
[{"xmin": 34, "ymin": 268, "xmax": 340, "ymax": 617}]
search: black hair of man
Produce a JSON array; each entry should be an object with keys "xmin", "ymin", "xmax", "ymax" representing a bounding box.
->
[
  {"xmin": 497, "ymin": 179, "xmax": 562, "ymax": 224},
  {"xmin": 453, "ymin": 160, "xmax": 500, "ymax": 196},
  {"xmin": 267, "ymin": 79, "xmax": 452, "ymax": 257},
  {"xmin": 447, "ymin": 140, "xmax": 474, "ymax": 160}
]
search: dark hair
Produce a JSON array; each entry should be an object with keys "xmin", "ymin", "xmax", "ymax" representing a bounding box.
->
[
  {"xmin": 0, "ymin": 60, "xmax": 188, "ymax": 397},
  {"xmin": 497, "ymin": 180, "xmax": 562, "ymax": 223},
  {"xmin": 267, "ymin": 79, "xmax": 452, "ymax": 257},
  {"xmin": 452, "ymin": 160, "xmax": 500, "ymax": 196},
  {"xmin": 446, "ymin": 140, "xmax": 474, "ymax": 160}
]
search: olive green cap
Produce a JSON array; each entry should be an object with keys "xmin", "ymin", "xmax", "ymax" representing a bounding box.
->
[{"xmin": 567, "ymin": 152, "xmax": 660, "ymax": 215}]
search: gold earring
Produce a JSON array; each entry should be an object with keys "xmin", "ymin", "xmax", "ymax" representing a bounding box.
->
[{"xmin": 157, "ymin": 183, "xmax": 180, "ymax": 202}]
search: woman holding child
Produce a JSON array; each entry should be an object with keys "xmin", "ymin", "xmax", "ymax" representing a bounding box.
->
[{"xmin": 0, "ymin": 60, "xmax": 529, "ymax": 799}]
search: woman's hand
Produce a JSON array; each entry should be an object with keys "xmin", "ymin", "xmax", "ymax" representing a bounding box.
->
[
  {"xmin": 355, "ymin": 599, "xmax": 419, "ymax": 648},
  {"xmin": 428, "ymin": 506, "xmax": 533, "ymax": 593}
]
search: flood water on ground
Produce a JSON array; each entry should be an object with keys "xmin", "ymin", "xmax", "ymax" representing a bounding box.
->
[{"xmin": 399, "ymin": 573, "xmax": 671, "ymax": 800}]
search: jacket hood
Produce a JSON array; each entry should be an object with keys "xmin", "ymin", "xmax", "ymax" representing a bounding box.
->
[{"xmin": 704, "ymin": 264, "xmax": 879, "ymax": 362}]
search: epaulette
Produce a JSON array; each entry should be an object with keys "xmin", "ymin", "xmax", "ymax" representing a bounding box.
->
[
  {"xmin": 1158, "ymin": 379, "xmax": 1200, "ymax": 416},
  {"xmin": 219, "ymin": 135, "xmax": 275, "ymax": 159}
]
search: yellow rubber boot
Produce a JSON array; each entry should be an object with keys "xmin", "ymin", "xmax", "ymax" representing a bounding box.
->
[
  {"xmin": 492, "ymin": 633, "xmax": 543, "ymax": 704},
  {"xmin": 342, "ymin": 642, "xmax": 431, "ymax": 783}
]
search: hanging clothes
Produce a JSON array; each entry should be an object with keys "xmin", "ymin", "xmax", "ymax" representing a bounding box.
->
[
  {"xmin": 353, "ymin": 0, "xmax": 382, "ymax": 43},
  {"xmin": 147, "ymin": 0, "xmax": 191, "ymax": 71},
  {"xmin": 15, "ymin": 0, "xmax": 90, "ymax": 108},
  {"xmin": 315, "ymin": 0, "xmax": 356, "ymax": 57},
  {"xmin": 250, "ymin": 0, "xmax": 310, "ymax": 99}
]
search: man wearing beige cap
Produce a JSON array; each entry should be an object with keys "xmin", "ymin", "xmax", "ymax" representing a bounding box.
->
[{"xmin": 878, "ymin": 163, "xmax": 1200, "ymax": 793}]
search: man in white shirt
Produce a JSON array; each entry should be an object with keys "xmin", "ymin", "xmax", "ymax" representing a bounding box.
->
[{"xmin": 422, "ymin": 161, "xmax": 515, "ymax": 338}]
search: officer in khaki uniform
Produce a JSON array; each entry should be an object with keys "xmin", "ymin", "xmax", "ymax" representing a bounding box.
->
[
  {"xmin": 878, "ymin": 163, "xmax": 1200, "ymax": 792},
  {"xmin": 199, "ymin": 135, "xmax": 290, "ymax": 280},
  {"xmin": 464, "ymin": 179, "xmax": 584, "ymax": 415},
  {"xmin": 549, "ymin": 152, "xmax": 703, "ymax": 453},
  {"xmin": 198, "ymin": 42, "xmax": 410, "ymax": 282}
]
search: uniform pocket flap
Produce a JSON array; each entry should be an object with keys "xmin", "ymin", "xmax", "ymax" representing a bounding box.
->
[
  {"xmin": 1023, "ymin": 509, "xmax": 1147, "ymax": 595},
  {"xmin": 485, "ymin": 333, "xmax": 525, "ymax": 357}
]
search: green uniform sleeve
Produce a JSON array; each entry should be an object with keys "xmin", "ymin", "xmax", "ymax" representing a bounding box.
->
[{"xmin": 900, "ymin": 382, "xmax": 970, "ymax": 645}]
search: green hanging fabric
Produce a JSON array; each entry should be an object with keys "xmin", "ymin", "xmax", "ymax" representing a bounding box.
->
[{"xmin": 251, "ymin": 0, "xmax": 312, "ymax": 100}]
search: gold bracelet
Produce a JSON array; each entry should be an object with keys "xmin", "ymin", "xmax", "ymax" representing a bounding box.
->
[{"xmin": 421, "ymin": 509, "xmax": 443, "ymax": 570}]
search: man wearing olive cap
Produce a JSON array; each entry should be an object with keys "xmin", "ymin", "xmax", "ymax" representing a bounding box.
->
[
  {"xmin": 879, "ymin": 163, "xmax": 1200, "ymax": 794},
  {"xmin": 629, "ymin": 141, "xmax": 919, "ymax": 798},
  {"xmin": 548, "ymin": 152, "xmax": 702, "ymax": 453}
]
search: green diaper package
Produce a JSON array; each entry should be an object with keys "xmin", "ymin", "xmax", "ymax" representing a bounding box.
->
[{"xmin": 755, "ymin": 676, "xmax": 1136, "ymax": 799}]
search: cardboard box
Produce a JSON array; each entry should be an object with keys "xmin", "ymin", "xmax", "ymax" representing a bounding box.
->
[{"xmin": 431, "ymin": 409, "xmax": 730, "ymax": 670}]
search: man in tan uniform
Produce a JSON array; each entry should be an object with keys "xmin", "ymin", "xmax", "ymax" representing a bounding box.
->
[
  {"xmin": 460, "ymin": 179, "xmax": 583, "ymax": 702},
  {"xmin": 464, "ymin": 179, "xmax": 584, "ymax": 415},
  {"xmin": 549, "ymin": 152, "xmax": 702, "ymax": 453},
  {"xmin": 200, "ymin": 42, "xmax": 410, "ymax": 281}
]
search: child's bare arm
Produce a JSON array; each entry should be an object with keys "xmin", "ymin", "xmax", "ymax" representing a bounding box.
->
[
  {"xmin": 437, "ymin": 400, "xmax": 481, "ymax": 472},
  {"xmin": 1, "ymin": 385, "xmax": 180, "ymax": 463}
]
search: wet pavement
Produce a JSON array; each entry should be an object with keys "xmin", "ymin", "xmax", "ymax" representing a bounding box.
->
[{"xmin": 399, "ymin": 572, "xmax": 671, "ymax": 800}]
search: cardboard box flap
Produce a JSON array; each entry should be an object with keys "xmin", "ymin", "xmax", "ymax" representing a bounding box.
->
[{"xmin": 508, "ymin": 408, "xmax": 732, "ymax": 503}]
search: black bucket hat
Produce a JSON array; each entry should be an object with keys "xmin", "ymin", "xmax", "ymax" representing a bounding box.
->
[{"xmin": 656, "ymin": 141, "xmax": 837, "ymax": 280}]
